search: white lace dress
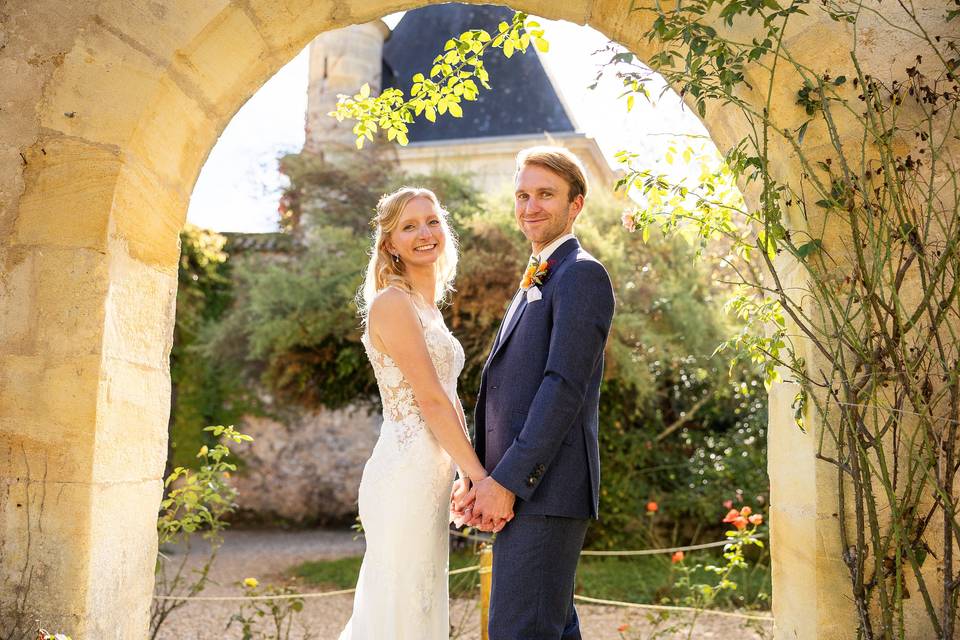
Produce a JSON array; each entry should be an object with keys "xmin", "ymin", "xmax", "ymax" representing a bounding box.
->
[{"xmin": 338, "ymin": 300, "xmax": 465, "ymax": 640}]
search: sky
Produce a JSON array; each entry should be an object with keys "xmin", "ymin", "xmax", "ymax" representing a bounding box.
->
[{"xmin": 186, "ymin": 13, "xmax": 710, "ymax": 233}]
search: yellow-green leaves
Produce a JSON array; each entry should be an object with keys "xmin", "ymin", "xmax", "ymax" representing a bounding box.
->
[{"xmin": 329, "ymin": 11, "xmax": 548, "ymax": 149}]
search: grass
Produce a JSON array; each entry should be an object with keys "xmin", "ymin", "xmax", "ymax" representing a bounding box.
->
[
  {"xmin": 290, "ymin": 543, "xmax": 771, "ymax": 610},
  {"xmin": 291, "ymin": 547, "xmax": 483, "ymax": 597},
  {"xmin": 575, "ymin": 552, "xmax": 771, "ymax": 610}
]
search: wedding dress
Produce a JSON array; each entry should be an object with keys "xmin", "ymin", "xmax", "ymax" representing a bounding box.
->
[{"xmin": 338, "ymin": 294, "xmax": 465, "ymax": 640}]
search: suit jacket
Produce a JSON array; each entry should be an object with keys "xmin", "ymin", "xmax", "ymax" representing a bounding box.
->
[{"xmin": 474, "ymin": 238, "xmax": 615, "ymax": 519}]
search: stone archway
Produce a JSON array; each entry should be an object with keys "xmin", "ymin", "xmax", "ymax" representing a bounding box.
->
[{"xmin": 0, "ymin": 1, "xmax": 938, "ymax": 637}]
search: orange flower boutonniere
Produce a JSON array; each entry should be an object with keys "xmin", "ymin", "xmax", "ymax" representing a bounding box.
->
[{"xmin": 521, "ymin": 257, "xmax": 554, "ymax": 290}]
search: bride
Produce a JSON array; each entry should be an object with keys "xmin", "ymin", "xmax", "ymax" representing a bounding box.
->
[{"xmin": 338, "ymin": 187, "xmax": 501, "ymax": 639}]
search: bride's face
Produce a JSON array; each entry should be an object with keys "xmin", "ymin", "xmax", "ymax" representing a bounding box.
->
[{"xmin": 387, "ymin": 196, "xmax": 446, "ymax": 268}]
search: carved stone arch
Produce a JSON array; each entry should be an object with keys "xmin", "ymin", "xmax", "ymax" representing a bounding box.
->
[{"xmin": 0, "ymin": 0, "xmax": 939, "ymax": 637}]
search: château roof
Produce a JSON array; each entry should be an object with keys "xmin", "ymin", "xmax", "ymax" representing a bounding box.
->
[{"xmin": 381, "ymin": 4, "xmax": 576, "ymax": 143}]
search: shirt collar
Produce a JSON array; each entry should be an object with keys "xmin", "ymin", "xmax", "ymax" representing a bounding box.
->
[{"xmin": 533, "ymin": 233, "xmax": 576, "ymax": 263}]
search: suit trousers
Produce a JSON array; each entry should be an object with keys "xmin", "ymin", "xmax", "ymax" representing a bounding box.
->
[{"xmin": 488, "ymin": 514, "xmax": 590, "ymax": 640}]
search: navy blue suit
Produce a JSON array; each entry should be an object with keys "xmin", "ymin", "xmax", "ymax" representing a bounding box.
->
[{"xmin": 474, "ymin": 238, "xmax": 615, "ymax": 640}]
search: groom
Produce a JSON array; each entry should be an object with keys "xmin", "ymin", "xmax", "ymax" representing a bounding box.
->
[{"xmin": 455, "ymin": 146, "xmax": 615, "ymax": 640}]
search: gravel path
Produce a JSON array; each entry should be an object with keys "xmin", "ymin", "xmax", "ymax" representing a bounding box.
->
[{"xmin": 154, "ymin": 528, "xmax": 773, "ymax": 640}]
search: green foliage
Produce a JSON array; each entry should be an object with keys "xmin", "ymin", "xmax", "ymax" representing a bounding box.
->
[
  {"xmin": 170, "ymin": 225, "xmax": 257, "ymax": 470},
  {"xmin": 151, "ymin": 426, "xmax": 253, "ymax": 639},
  {"xmin": 228, "ymin": 579, "xmax": 312, "ymax": 640},
  {"xmin": 206, "ymin": 226, "xmax": 373, "ymax": 410},
  {"xmin": 611, "ymin": 0, "xmax": 960, "ymax": 633},
  {"xmin": 611, "ymin": 517, "xmax": 770, "ymax": 637},
  {"xmin": 157, "ymin": 425, "xmax": 251, "ymax": 544},
  {"xmin": 199, "ymin": 152, "xmax": 494, "ymax": 413},
  {"xmin": 187, "ymin": 150, "xmax": 768, "ymax": 546},
  {"xmin": 331, "ymin": 11, "xmax": 548, "ymax": 148},
  {"xmin": 290, "ymin": 544, "xmax": 768, "ymax": 612}
]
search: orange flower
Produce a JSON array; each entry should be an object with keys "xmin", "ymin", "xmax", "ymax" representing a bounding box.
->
[
  {"xmin": 732, "ymin": 516, "xmax": 749, "ymax": 530},
  {"xmin": 646, "ymin": 501, "xmax": 659, "ymax": 513},
  {"xmin": 740, "ymin": 505, "xmax": 752, "ymax": 517},
  {"xmin": 749, "ymin": 513, "xmax": 764, "ymax": 526},
  {"xmin": 520, "ymin": 257, "xmax": 553, "ymax": 291},
  {"xmin": 671, "ymin": 550, "xmax": 684, "ymax": 563},
  {"xmin": 722, "ymin": 508, "xmax": 741, "ymax": 523},
  {"xmin": 617, "ymin": 623, "xmax": 630, "ymax": 632},
  {"xmin": 521, "ymin": 266, "xmax": 535, "ymax": 290},
  {"xmin": 723, "ymin": 499, "xmax": 733, "ymax": 509}
]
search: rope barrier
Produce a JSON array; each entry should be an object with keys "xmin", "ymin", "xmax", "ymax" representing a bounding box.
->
[
  {"xmin": 450, "ymin": 527, "xmax": 739, "ymax": 557},
  {"xmin": 153, "ymin": 571, "xmax": 773, "ymax": 623},
  {"xmin": 153, "ymin": 534, "xmax": 758, "ymax": 607},
  {"xmin": 152, "ymin": 562, "xmax": 773, "ymax": 627},
  {"xmin": 579, "ymin": 539, "xmax": 732, "ymax": 556},
  {"xmin": 572, "ymin": 594, "xmax": 773, "ymax": 622},
  {"xmin": 153, "ymin": 588, "xmax": 356, "ymax": 602},
  {"xmin": 153, "ymin": 565, "xmax": 482, "ymax": 602}
]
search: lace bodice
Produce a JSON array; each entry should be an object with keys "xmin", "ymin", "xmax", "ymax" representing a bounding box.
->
[{"xmin": 361, "ymin": 300, "xmax": 465, "ymax": 450}]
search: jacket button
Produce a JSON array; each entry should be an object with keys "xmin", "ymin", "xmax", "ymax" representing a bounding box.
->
[
  {"xmin": 536, "ymin": 463, "xmax": 545, "ymax": 473},
  {"xmin": 526, "ymin": 476, "xmax": 536, "ymax": 487},
  {"xmin": 491, "ymin": 385, "xmax": 498, "ymax": 390}
]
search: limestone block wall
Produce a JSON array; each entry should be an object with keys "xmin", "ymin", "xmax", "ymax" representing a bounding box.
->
[
  {"xmin": 230, "ymin": 405, "xmax": 380, "ymax": 524},
  {"xmin": 0, "ymin": 0, "xmax": 953, "ymax": 638}
]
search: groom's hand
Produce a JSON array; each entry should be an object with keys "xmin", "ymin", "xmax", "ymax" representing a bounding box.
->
[{"xmin": 470, "ymin": 476, "xmax": 515, "ymax": 530}]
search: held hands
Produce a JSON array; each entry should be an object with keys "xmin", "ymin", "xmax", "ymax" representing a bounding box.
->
[
  {"xmin": 450, "ymin": 477, "xmax": 474, "ymax": 528},
  {"xmin": 450, "ymin": 476, "xmax": 515, "ymax": 533}
]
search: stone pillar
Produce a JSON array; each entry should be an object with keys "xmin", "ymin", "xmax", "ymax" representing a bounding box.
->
[
  {"xmin": 0, "ymin": 139, "xmax": 179, "ymax": 638},
  {"xmin": 767, "ymin": 290, "xmax": 860, "ymax": 638},
  {"xmin": 305, "ymin": 20, "xmax": 391, "ymax": 153}
]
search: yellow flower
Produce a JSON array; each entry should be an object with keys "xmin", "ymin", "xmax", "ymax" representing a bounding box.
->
[{"xmin": 243, "ymin": 577, "xmax": 259, "ymax": 588}]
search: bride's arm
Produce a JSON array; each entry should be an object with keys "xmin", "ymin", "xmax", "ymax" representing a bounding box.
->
[
  {"xmin": 454, "ymin": 397, "xmax": 472, "ymax": 480},
  {"xmin": 369, "ymin": 289, "xmax": 487, "ymax": 482}
]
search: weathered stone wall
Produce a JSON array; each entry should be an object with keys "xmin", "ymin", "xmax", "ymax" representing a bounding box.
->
[
  {"xmin": 0, "ymin": 0, "xmax": 953, "ymax": 638},
  {"xmin": 231, "ymin": 405, "xmax": 380, "ymax": 524}
]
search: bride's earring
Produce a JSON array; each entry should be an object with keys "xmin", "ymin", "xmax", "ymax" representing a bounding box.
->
[{"xmin": 392, "ymin": 253, "xmax": 400, "ymax": 263}]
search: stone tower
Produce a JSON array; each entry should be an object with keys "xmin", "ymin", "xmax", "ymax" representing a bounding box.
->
[{"xmin": 305, "ymin": 20, "xmax": 390, "ymax": 154}]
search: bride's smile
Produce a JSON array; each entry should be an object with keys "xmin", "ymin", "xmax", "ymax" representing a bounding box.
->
[{"xmin": 387, "ymin": 195, "xmax": 447, "ymax": 268}]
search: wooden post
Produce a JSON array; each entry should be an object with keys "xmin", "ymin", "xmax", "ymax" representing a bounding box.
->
[{"xmin": 479, "ymin": 544, "xmax": 493, "ymax": 640}]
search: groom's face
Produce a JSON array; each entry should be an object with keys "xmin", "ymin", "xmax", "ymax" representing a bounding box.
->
[{"xmin": 514, "ymin": 163, "xmax": 584, "ymax": 254}]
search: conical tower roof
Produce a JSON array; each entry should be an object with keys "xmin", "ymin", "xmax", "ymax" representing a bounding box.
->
[{"xmin": 382, "ymin": 4, "xmax": 576, "ymax": 143}]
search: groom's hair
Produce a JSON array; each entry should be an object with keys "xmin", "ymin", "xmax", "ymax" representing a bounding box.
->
[{"xmin": 515, "ymin": 146, "xmax": 588, "ymax": 202}]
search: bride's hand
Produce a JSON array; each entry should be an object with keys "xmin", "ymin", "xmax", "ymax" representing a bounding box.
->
[{"xmin": 451, "ymin": 477, "xmax": 472, "ymax": 507}]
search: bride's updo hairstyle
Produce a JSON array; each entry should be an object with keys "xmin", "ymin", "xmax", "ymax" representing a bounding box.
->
[{"xmin": 359, "ymin": 187, "xmax": 459, "ymax": 321}]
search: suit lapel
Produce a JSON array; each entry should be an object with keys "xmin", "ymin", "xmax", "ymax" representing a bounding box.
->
[
  {"xmin": 492, "ymin": 295, "xmax": 528, "ymax": 359},
  {"xmin": 484, "ymin": 290, "xmax": 520, "ymax": 370},
  {"xmin": 488, "ymin": 238, "xmax": 581, "ymax": 362}
]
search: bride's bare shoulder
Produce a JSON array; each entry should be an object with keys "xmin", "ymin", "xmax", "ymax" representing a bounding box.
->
[{"xmin": 368, "ymin": 287, "xmax": 418, "ymax": 331}]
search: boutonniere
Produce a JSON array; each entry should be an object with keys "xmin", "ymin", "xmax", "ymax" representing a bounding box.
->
[{"xmin": 520, "ymin": 257, "xmax": 555, "ymax": 302}]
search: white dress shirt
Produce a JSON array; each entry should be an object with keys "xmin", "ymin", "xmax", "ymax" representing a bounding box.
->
[{"xmin": 501, "ymin": 233, "xmax": 577, "ymax": 330}]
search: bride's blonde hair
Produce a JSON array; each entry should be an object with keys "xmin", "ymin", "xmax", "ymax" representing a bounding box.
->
[{"xmin": 358, "ymin": 187, "xmax": 459, "ymax": 321}]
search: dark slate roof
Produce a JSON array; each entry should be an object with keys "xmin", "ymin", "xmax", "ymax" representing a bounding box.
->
[{"xmin": 382, "ymin": 4, "xmax": 575, "ymax": 143}]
